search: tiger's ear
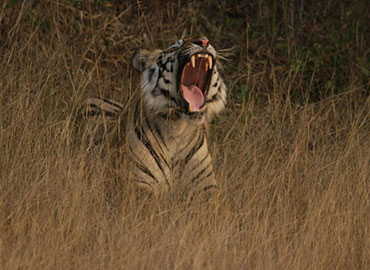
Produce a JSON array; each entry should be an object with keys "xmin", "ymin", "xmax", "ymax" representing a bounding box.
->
[{"xmin": 132, "ymin": 49, "xmax": 162, "ymax": 72}]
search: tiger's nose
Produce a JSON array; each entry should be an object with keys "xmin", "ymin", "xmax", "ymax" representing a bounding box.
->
[{"xmin": 193, "ymin": 38, "xmax": 209, "ymax": 48}]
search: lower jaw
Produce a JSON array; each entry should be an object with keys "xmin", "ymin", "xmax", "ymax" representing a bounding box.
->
[{"xmin": 185, "ymin": 111, "xmax": 206, "ymax": 122}]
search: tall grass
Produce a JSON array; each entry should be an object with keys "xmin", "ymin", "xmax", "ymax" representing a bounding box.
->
[{"xmin": 1, "ymin": 1, "xmax": 369, "ymax": 269}]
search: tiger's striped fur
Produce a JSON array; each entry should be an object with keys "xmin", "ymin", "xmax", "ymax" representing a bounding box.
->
[{"xmin": 84, "ymin": 37, "xmax": 227, "ymax": 197}]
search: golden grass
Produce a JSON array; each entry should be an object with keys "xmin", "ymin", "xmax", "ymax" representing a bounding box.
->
[{"xmin": 1, "ymin": 1, "xmax": 369, "ymax": 269}]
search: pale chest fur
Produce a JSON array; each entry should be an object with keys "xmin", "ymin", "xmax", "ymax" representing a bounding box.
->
[{"xmin": 126, "ymin": 112, "xmax": 213, "ymax": 194}]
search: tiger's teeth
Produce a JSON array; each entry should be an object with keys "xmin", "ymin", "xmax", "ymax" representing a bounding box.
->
[
  {"xmin": 205, "ymin": 61, "xmax": 209, "ymax": 71},
  {"xmin": 191, "ymin": 55, "xmax": 195, "ymax": 68},
  {"xmin": 188, "ymin": 104, "xmax": 206, "ymax": 113},
  {"xmin": 189, "ymin": 104, "xmax": 193, "ymax": 112},
  {"xmin": 208, "ymin": 56, "xmax": 213, "ymax": 69}
]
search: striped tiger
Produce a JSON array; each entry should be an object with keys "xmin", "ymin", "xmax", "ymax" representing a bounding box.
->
[{"xmin": 84, "ymin": 37, "xmax": 227, "ymax": 197}]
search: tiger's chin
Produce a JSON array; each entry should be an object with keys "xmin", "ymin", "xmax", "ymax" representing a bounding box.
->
[
  {"xmin": 183, "ymin": 111, "xmax": 206, "ymax": 125},
  {"xmin": 165, "ymin": 107, "xmax": 206, "ymax": 126}
]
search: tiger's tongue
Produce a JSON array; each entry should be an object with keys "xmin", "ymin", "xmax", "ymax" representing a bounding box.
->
[{"xmin": 181, "ymin": 84, "xmax": 204, "ymax": 111}]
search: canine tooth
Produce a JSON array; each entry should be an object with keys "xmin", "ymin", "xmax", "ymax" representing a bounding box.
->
[
  {"xmin": 189, "ymin": 104, "xmax": 193, "ymax": 112},
  {"xmin": 191, "ymin": 55, "xmax": 195, "ymax": 68},
  {"xmin": 205, "ymin": 61, "xmax": 209, "ymax": 71},
  {"xmin": 208, "ymin": 56, "xmax": 213, "ymax": 69},
  {"xmin": 200, "ymin": 105, "xmax": 207, "ymax": 113}
]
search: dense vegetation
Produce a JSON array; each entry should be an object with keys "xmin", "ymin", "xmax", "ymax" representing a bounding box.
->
[{"xmin": 1, "ymin": 1, "xmax": 369, "ymax": 269}]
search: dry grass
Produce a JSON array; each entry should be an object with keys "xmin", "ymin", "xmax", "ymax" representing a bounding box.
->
[{"xmin": 1, "ymin": 1, "xmax": 369, "ymax": 269}]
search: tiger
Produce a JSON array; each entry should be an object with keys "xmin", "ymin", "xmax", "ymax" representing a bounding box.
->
[{"xmin": 84, "ymin": 37, "xmax": 227, "ymax": 198}]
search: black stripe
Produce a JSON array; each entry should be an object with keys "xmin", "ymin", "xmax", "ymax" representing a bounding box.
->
[
  {"xmin": 207, "ymin": 93, "xmax": 218, "ymax": 103},
  {"xmin": 180, "ymin": 152, "xmax": 208, "ymax": 179},
  {"xmin": 133, "ymin": 101, "xmax": 141, "ymax": 132},
  {"xmin": 193, "ymin": 171, "xmax": 213, "ymax": 186},
  {"xmin": 190, "ymin": 163, "xmax": 212, "ymax": 183},
  {"xmin": 183, "ymin": 132, "xmax": 205, "ymax": 167},
  {"xmin": 149, "ymin": 68, "xmax": 156, "ymax": 82},
  {"xmin": 145, "ymin": 117, "xmax": 170, "ymax": 168},
  {"xmin": 104, "ymin": 111, "xmax": 116, "ymax": 117},
  {"xmin": 88, "ymin": 100, "xmax": 120, "ymax": 116},
  {"xmin": 177, "ymin": 131, "xmax": 199, "ymax": 156},
  {"xmin": 135, "ymin": 180, "xmax": 154, "ymax": 189},
  {"xmin": 190, "ymin": 153, "xmax": 209, "ymax": 173},
  {"xmin": 153, "ymin": 122, "xmax": 168, "ymax": 151},
  {"xmin": 131, "ymin": 106, "xmax": 161, "ymax": 184},
  {"xmin": 135, "ymin": 125, "xmax": 159, "ymax": 167},
  {"xmin": 134, "ymin": 116, "xmax": 169, "ymax": 185},
  {"xmin": 131, "ymin": 157, "xmax": 157, "ymax": 182},
  {"xmin": 162, "ymin": 57, "xmax": 175, "ymax": 72},
  {"xmin": 159, "ymin": 56, "xmax": 171, "ymax": 70},
  {"xmin": 87, "ymin": 110, "xmax": 100, "ymax": 117},
  {"xmin": 158, "ymin": 54, "xmax": 164, "ymax": 66},
  {"xmin": 129, "ymin": 145, "xmax": 159, "ymax": 184},
  {"xmin": 172, "ymin": 132, "xmax": 199, "ymax": 167},
  {"xmin": 101, "ymin": 98, "xmax": 123, "ymax": 110},
  {"xmin": 134, "ymin": 162, "xmax": 157, "ymax": 183},
  {"xmin": 159, "ymin": 88, "xmax": 178, "ymax": 105},
  {"xmin": 89, "ymin": 103, "xmax": 99, "ymax": 109},
  {"xmin": 87, "ymin": 104, "xmax": 101, "ymax": 116},
  {"xmin": 163, "ymin": 77, "xmax": 172, "ymax": 85}
]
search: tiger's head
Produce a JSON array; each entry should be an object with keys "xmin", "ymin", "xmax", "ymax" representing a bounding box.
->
[{"xmin": 132, "ymin": 37, "xmax": 227, "ymax": 123}]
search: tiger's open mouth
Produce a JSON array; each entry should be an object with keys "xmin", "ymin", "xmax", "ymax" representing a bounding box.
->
[{"xmin": 180, "ymin": 53, "xmax": 213, "ymax": 114}]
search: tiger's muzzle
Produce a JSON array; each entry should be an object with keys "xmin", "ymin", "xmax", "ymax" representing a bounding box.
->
[{"xmin": 178, "ymin": 47, "xmax": 214, "ymax": 117}]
